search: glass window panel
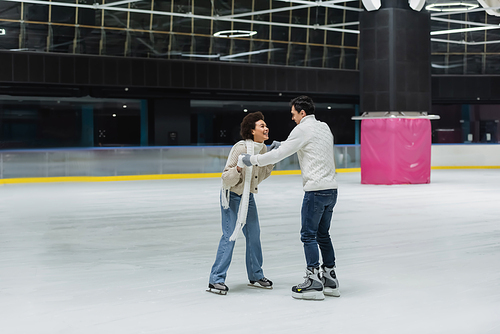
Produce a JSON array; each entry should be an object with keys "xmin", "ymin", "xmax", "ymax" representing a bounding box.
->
[
  {"xmin": 169, "ymin": 33, "xmax": 192, "ymax": 55},
  {"xmin": 230, "ymin": 21, "xmax": 252, "ymax": 32},
  {"xmin": 26, "ymin": 4, "xmax": 49, "ymax": 22},
  {"xmin": 78, "ymin": 7, "xmax": 96, "ymax": 27},
  {"xmin": 193, "ymin": 18, "xmax": 211, "ymax": 35},
  {"xmin": 0, "ymin": 22, "xmax": 21, "ymax": 50},
  {"xmin": 229, "ymin": 39, "xmax": 251, "ymax": 62},
  {"xmin": 51, "ymin": 25, "xmax": 75, "ymax": 53},
  {"xmin": 343, "ymin": 48, "xmax": 357, "ymax": 70},
  {"xmin": 308, "ymin": 46, "xmax": 324, "ymax": 68},
  {"xmin": 271, "ymin": 25, "xmax": 289, "ymax": 43},
  {"xmin": 192, "ymin": 36, "xmax": 213, "ymax": 57},
  {"xmin": 447, "ymin": 43, "xmax": 465, "ymax": 53},
  {"xmin": 25, "ymin": 23, "xmax": 48, "ymax": 52},
  {"xmin": 290, "ymin": 8, "xmax": 309, "ymax": 25},
  {"xmin": 212, "ymin": 35, "xmax": 231, "ymax": 57},
  {"xmin": 309, "ymin": 29, "xmax": 325, "ymax": 45},
  {"xmin": 431, "ymin": 55, "xmax": 447, "ymax": 75},
  {"xmin": 326, "ymin": 30, "xmax": 342, "ymax": 47},
  {"xmin": 150, "ymin": 32, "xmax": 170, "ymax": 57},
  {"xmin": 447, "ymin": 55, "xmax": 464, "ymax": 74},
  {"xmin": 270, "ymin": 10, "xmax": 291, "ymax": 25},
  {"xmin": 290, "ymin": 27, "xmax": 307, "ymax": 43},
  {"xmin": 129, "ymin": 30, "xmax": 152, "ymax": 58},
  {"xmin": 103, "ymin": 9, "xmax": 128, "ymax": 28},
  {"xmin": 152, "ymin": 0, "xmax": 172, "ymax": 32},
  {"xmin": 325, "ymin": 47, "xmax": 341, "ymax": 69},
  {"xmin": 431, "ymin": 41, "xmax": 448, "ymax": 53},
  {"xmin": 465, "ymin": 54, "xmax": 482, "ymax": 74},
  {"xmin": 51, "ymin": 6, "xmax": 76, "ymax": 24},
  {"xmin": 78, "ymin": 27, "xmax": 101, "ymax": 55},
  {"xmin": 0, "ymin": 1, "xmax": 21, "ymax": 20},
  {"xmin": 103, "ymin": 29, "xmax": 126, "ymax": 56},
  {"xmin": 253, "ymin": 24, "xmax": 269, "ymax": 41},
  {"xmin": 171, "ymin": 16, "xmax": 192, "ymax": 33},
  {"xmin": 130, "ymin": 11, "xmax": 151, "ymax": 31},
  {"xmin": 343, "ymin": 32, "xmax": 358, "ymax": 47},
  {"xmin": 485, "ymin": 54, "xmax": 500, "ymax": 74},
  {"xmin": 269, "ymin": 46, "xmax": 287, "ymax": 66},
  {"xmin": 288, "ymin": 44, "xmax": 306, "ymax": 66}
]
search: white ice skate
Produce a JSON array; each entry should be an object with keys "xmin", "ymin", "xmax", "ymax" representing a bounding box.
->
[
  {"xmin": 321, "ymin": 265, "xmax": 340, "ymax": 297},
  {"xmin": 291, "ymin": 267, "xmax": 325, "ymax": 300}
]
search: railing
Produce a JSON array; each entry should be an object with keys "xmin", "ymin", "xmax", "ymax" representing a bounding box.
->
[{"xmin": 0, "ymin": 145, "xmax": 360, "ymax": 179}]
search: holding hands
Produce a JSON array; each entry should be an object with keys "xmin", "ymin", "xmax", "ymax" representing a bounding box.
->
[
  {"xmin": 237, "ymin": 154, "xmax": 247, "ymax": 169},
  {"xmin": 269, "ymin": 141, "xmax": 281, "ymax": 150},
  {"xmin": 238, "ymin": 154, "xmax": 253, "ymax": 167}
]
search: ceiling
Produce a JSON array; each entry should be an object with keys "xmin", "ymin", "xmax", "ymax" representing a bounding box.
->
[{"xmin": 1, "ymin": 0, "xmax": 500, "ymax": 73}]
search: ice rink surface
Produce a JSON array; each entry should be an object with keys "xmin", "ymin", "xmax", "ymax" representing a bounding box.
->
[{"xmin": 1, "ymin": 169, "xmax": 500, "ymax": 334}]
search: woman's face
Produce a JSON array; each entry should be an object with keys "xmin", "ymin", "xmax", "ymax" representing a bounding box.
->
[{"xmin": 252, "ymin": 120, "xmax": 269, "ymax": 143}]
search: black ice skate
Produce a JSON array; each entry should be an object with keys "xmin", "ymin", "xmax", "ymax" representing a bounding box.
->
[
  {"xmin": 291, "ymin": 267, "xmax": 325, "ymax": 300},
  {"xmin": 248, "ymin": 277, "xmax": 273, "ymax": 289},
  {"xmin": 207, "ymin": 283, "xmax": 229, "ymax": 295},
  {"xmin": 321, "ymin": 265, "xmax": 340, "ymax": 297}
]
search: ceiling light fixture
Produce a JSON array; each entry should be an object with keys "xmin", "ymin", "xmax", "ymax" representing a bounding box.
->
[
  {"xmin": 430, "ymin": 25, "xmax": 499, "ymax": 35},
  {"xmin": 426, "ymin": 2, "xmax": 479, "ymax": 12},
  {"xmin": 0, "ymin": 28, "xmax": 5, "ymax": 36},
  {"xmin": 213, "ymin": 30, "xmax": 257, "ymax": 38}
]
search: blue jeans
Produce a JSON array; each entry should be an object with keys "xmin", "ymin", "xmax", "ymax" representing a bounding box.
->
[
  {"xmin": 301, "ymin": 189, "xmax": 338, "ymax": 269},
  {"xmin": 209, "ymin": 191, "xmax": 264, "ymax": 284}
]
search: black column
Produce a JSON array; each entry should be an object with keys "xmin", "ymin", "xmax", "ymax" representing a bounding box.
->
[
  {"xmin": 359, "ymin": 1, "xmax": 431, "ymax": 113},
  {"xmin": 153, "ymin": 99, "xmax": 191, "ymax": 146}
]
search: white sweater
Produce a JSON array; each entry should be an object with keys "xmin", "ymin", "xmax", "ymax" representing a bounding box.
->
[{"xmin": 252, "ymin": 115, "xmax": 337, "ymax": 192}]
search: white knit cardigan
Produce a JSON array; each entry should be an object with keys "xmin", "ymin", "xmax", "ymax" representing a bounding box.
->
[{"xmin": 220, "ymin": 140, "xmax": 270, "ymax": 241}]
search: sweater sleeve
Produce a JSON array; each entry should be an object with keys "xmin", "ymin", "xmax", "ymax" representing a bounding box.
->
[
  {"xmin": 253, "ymin": 126, "xmax": 306, "ymax": 166},
  {"xmin": 221, "ymin": 144, "xmax": 245, "ymax": 188},
  {"xmin": 258, "ymin": 146, "xmax": 274, "ymax": 181}
]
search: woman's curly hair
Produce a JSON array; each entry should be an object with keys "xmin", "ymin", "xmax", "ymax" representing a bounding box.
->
[{"xmin": 240, "ymin": 111, "xmax": 264, "ymax": 140}]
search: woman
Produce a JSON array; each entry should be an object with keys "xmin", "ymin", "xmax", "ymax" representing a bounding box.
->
[{"xmin": 208, "ymin": 111, "xmax": 274, "ymax": 295}]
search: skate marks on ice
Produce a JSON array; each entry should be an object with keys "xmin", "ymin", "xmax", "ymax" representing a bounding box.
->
[{"xmin": 1, "ymin": 171, "xmax": 500, "ymax": 333}]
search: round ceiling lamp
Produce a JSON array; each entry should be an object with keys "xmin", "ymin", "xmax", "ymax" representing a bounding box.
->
[
  {"xmin": 213, "ymin": 30, "xmax": 257, "ymax": 38},
  {"xmin": 426, "ymin": 2, "xmax": 479, "ymax": 12}
]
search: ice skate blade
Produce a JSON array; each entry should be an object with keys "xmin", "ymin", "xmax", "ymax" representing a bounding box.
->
[
  {"xmin": 206, "ymin": 288, "xmax": 227, "ymax": 295},
  {"xmin": 324, "ymin": 287, "xmax": 340, "ymax": 297},
  {"xmin": 291, "ymin": 291, "xmax": 325, "ymax": 300},
  {"xmin": 247, "ymin": 283, "xmax": 273, "ymax": 289}
]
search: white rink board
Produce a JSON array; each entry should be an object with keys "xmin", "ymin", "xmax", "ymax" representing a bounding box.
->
[{"xmin": 432, "ymin": 144, "xmax": 500, "ymax": 167}]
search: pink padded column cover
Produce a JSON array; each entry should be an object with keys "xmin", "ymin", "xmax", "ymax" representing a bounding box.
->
[{"xmin": 360, "ymin": 118, "xmax": 431, "ymax": 185}]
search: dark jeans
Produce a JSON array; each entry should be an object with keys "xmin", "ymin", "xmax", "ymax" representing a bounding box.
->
[{"xmin": 300, "ymin": 189, "xmax": 338, "ymax": 269}]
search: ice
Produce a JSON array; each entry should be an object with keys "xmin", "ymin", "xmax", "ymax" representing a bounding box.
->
[{"xmin": 1, "ymin": 170, "xmax": 500, "ymax": 333}]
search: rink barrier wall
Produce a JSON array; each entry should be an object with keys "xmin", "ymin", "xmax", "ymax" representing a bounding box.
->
[{"xmin": 1, "ymin": 144, "xmax": 499, "ymax": 184}]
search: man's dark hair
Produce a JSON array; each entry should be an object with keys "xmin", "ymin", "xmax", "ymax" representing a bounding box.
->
[
  {"xmin": 240, "ymin": 111, "xmax": 264, "ymax": 140},
  {"xmin": 290, "ymin": 95, "xmax": 315, "ymax": 115}
]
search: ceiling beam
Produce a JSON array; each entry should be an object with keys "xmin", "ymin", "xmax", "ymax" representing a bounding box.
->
[{"xmin": 1, "ymin": 0, "xmax": 360, "ymax": 34}]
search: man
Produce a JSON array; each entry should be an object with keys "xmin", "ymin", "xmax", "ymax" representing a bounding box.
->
[{"xmin": 240, "ymin": 95, "xmax": 339, "ymax": 300}]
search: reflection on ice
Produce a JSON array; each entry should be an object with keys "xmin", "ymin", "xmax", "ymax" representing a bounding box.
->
[{"xmin": 1, "ymin": 170, "xmax": 499, "ymax": 333}]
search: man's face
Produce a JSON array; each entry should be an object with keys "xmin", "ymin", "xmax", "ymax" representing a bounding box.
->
[{"xmin": 291, "ymin": 105, "xmax": 305, "ymax": 125}]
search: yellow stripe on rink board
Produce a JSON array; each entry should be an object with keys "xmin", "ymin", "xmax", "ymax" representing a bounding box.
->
[
  {"xmin": 431, "ymin": 166, "xmax": 500, "ymax": 170},
  {"xmin": 4, "ymin": 166, "xmax": 499, "ymax": 184},
  {"xmin": 0, "ymin": 168, "xmax": 362, "ymax": 184},
  {"xmin": 0, "ymin": 173, "xmax": 222, "ymax": 184}
]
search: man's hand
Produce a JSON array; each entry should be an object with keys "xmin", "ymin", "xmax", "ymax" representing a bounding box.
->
[
  {"xmin": 269, "ymin": 141, "xmax": 281, "ymax": 151},
  {"xmin": 239, "ymin": 154, "xmax": 253, "ymax": 167}
]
